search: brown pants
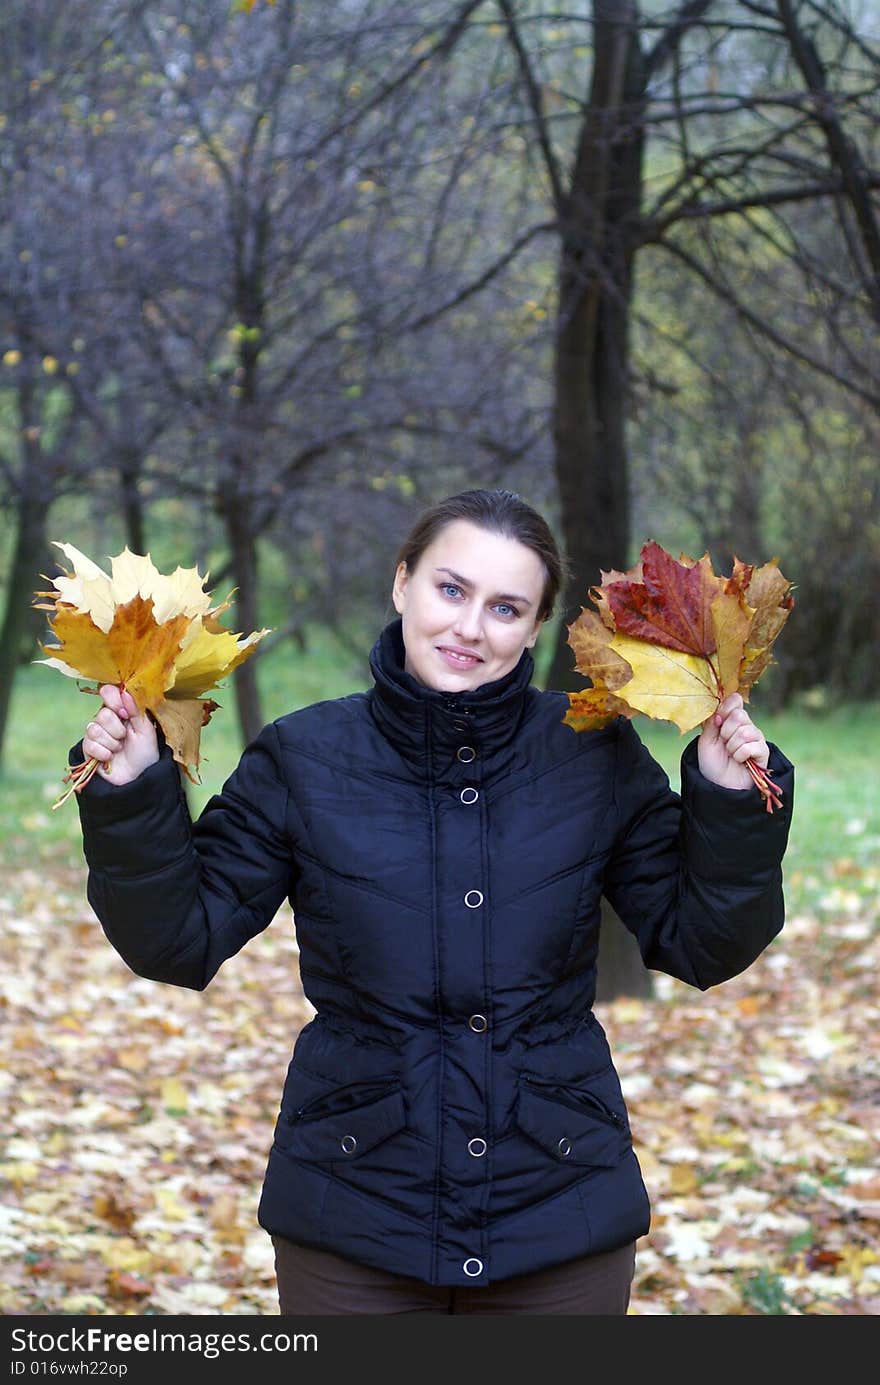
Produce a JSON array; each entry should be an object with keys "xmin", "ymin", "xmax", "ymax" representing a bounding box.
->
[{"xmin": 272, "ymin": 1235, "xmax": 636, "ymax": 1315}]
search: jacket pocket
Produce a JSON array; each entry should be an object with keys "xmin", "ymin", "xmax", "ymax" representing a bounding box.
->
[
  {"xmin": 515, "ymin": 1072, "xmax": 631, "ymax": 1167},
  {"xmin": 281, "ymin": 1076, "xmax": 407, "ymax": 1162}
]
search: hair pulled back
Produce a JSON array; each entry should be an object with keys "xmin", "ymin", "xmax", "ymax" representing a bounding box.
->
[{"xmin": 394, "ymin": 489, "xmax": 567, "ymax": 624}]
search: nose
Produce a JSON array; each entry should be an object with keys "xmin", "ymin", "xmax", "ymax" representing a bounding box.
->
[{"xmin": 452, "ymin": 602, "xmax": 484, "ymax": 643}]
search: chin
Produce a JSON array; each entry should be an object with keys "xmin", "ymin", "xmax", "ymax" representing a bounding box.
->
[{"xmin": 409, "ymin": 664, "xmax": 476, "ymax": 692}]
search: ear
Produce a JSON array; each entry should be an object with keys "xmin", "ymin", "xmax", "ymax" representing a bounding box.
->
[
  {"xmin": 391, "ymin": 560, "xmax": 408, "ymax": 614},
  {"xmin": 524, "ymin": 617, "xmax": 544, "ymax": 650}
]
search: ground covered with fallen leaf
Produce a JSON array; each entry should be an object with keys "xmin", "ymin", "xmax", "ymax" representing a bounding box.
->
[{"xmin": 1, "ymin": 854, "xmax": 877, "ymax": 1316}]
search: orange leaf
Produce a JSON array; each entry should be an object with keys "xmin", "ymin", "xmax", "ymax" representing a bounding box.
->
[
  {"xmin": 40, "ymin": 597, "xmax": 190, "ymax": 714},
  {"xmin": 152, "ymin": 696, "xmax": 220, "ymax": 785},
  {"xmin": 566, "ymin": 606, "xmax": 633, "ymax": 690},
  {"xmin": 710, "ymin": 588, "xmax": 756, "ymax": 696},
  {"xmin": 739, "ymin": 558, "xmax": 796, "ymax": 693},
  {"xmin": 563, "ymin": 686, "xmax": 635, "ymax": 732},
  {"xmin": 106, "ymin": 1270, "xmax": 153, "ymax": 1299}
]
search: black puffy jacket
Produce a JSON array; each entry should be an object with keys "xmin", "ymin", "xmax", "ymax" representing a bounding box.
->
[{"xmin": 72, "ymin": 615, "xmax": 794, "ymax": 1286}]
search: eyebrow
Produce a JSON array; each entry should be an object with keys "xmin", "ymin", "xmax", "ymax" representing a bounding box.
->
[{"xmin": 433, "ymin": 567, "xmax": 534, "ymax": 608}]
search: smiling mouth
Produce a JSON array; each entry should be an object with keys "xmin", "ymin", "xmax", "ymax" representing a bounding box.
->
[{"xmin": 438, "ymin": 647, "xmax": 483, "ymax": 664}]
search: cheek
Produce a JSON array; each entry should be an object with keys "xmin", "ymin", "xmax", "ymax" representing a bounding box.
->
[
  {"xmin": 408, "ymin": 591, "xmax": 446, "ymax": 631},
  {"xmin": 494, "ymin": 626, "xmax": 530, "ymax": 657}
]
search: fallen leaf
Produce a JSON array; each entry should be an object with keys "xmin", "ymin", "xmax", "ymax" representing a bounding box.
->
[{"xmin": 668, "ymin": 1164, "xmax": 701, "ymax": 1195}]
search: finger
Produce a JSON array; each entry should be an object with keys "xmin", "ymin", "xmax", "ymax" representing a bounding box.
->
[
  {"xmin": 725, "ymin": 728, "xmax": 761, "ymax": 757},
  {"xmin": 731, "ymin": 736, "xmax": 769, "ymax": 766},
  {"xmin": 716, "ymin": 692, "xmax": 744, "ymax": 719},
  {"xmin": 718, "ymin": 707, "xmax": 752, "ymax": 743},
  {"xmin": 94, "ymin": 707, "xmax": 128, "ymax": 740},
  {"xmin": 85, "ymin": 721, "xmax": 121, "ymax": 754},
  {"xmin": 98, "ymin": 683, "xmax": 127, "ymax": 717},
  {"xmin": 121, "ymin": 689, "xmax": 138, "ymax": 719},
  {"xmin": 701, "ymin": 704, "xmax": 723, "ymax": 736},
  {"xmin": 83, "ymin": 730, "xmax": 113, "ymax": 762}
]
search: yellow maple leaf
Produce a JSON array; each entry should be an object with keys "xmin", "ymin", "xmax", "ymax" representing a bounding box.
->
[
  {"xmin": 33, "ymin": 543, "xmax": 272, "ymax": 804},
  {"xmin": 607, "ymin": 632, "xmax": 720, "ymax": 734},
  {"xmin": 170, "ymin": 619, "xmax": 267, "ymax": 697}
]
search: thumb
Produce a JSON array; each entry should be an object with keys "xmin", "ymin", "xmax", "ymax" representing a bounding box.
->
[
  {"xmin": 700, "ymin": 705, "xmax": 723, "ymax": 742},
  {"xmin": 121, "ymin": 688, "xmax": 144, "ymax": 722}
]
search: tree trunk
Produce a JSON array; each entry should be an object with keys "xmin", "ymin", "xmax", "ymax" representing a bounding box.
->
[
  {"xmin": 121, "ymin": 447, "xmax": 147, "ymax": 556},
  {"xmin": 0, "ymin": 478, "xmax": 49, "ymax": 767},
  {"xmin": 224, "ymin": 489, "xmax": 263, "ymax": 746},
  {"xmin": 549, "ymin": 0, "xmax": 652, "ymax": 1000}
]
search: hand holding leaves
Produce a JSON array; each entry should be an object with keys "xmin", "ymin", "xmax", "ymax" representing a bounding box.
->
[
  {"xmin": 83, "ymin": 685, "xmax": 161, "ymax": 788},
  {"xmin": 564, "ymin": 542, "xmax": 794, "ymax": 812},
  {"xmin": 697, "ymin": 692, "xmax": 774, "ymax": 797},
  {"xmin": 33, "ymin": 543, "xmax": 272, "ymax": 806}
]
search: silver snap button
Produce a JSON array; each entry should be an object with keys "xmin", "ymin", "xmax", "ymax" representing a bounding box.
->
[
  {"xmin": 456, "ymin": 746, "xmax": 476, "ymax": 763},
  {"xmin": 463, "ymin": 1257, "xmax": 483, "ymax": 1277},
  {"xmin": 468, "ymin": 1014, "xmax": 488, "ymax": 1033},
  {"xmin": 460, "ymin": 787, "xmax": 479, "ymax": 805},
  {"xmin": 467, "ymin": 1137, "xmax": 487, "ymax": 1157},
  {"xmin": 340, "ymin": 1135, "xmax": 357, "ymax": 1155},
  {"xmin": 464, "ymin": 890, "xmax": 483, "ymax": 908},
  {"xmin": 557, "ymin": 1136, "xmax": 572, "ymax": 1158}
]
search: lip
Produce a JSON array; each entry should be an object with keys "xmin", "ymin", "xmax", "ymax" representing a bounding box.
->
[{"xmin": 437, "ymin": 645, "xmax": 483, "ymax": 665}]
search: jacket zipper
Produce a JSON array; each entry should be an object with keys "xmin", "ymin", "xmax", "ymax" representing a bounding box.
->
[
  {"xmin": 521, "ymin": 1073, "xmax": 624, "ymax": 1128},
  {"xmin": 287, "ymin": 1076, "xmax": 399, "ymax": 1124}
]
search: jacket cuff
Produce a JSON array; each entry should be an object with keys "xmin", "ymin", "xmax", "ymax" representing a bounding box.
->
[
  {"xmin": 70, "ymin": 738, "xmax": 193, "ymax": 874},
  {"xmin": 679, "ymin": 738, "xmax": 794, "ymax": 879}
]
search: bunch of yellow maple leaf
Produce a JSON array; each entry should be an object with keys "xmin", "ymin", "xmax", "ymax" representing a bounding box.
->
[
  {"xmin": 563, "ymin": 541, "xmax": 795, "ymax": 812},
  {"xmin": 33, "ymin": 543, "xmax": 272, "ymax": 807}
]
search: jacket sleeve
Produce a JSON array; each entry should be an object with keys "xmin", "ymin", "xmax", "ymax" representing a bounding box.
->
[
  {"xmin": 602, "ymin": 717, "xmax": 794, "ymax": 990},
  {"xmin": 70, "ymin": 721, "xmax": 295, "ymax": 991}
]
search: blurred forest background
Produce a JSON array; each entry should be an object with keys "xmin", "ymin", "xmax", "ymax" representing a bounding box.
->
[
  {"xmin": 1, "ymin": 0, "xmax": 879, "ymax": 1314},
  {"xmin": 1, "ymin": 0, "xmax": 878, "ymax": 751}
]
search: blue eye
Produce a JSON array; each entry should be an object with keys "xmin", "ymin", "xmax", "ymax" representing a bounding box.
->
[{"xmin": 439, "ymin": 584, "xmax": 519, "ymax": 618}]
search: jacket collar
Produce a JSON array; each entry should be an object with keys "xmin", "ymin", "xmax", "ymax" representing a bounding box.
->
[{"xmin": 368, "ymin": 616, "xmax": 535, "ymax": 764}]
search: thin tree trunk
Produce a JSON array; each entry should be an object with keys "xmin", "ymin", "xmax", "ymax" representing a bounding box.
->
[
  {"xmin": 0, "ymin": 476, "xmax": 49, "ymax": 766},
  {"xmin": 120, "ymin": 447, "xmax": 147, "ymax": 556},
  {"xmin": 224, "ymin": 487, "xmax": 263, "ymax": 745},
  {"xmin": 223, "ymin": 212, "xmax": 269, "ymax": 748},
  {"xmin": 548, "ymin": 0, "xmax": 652, "ymax": 1000}
]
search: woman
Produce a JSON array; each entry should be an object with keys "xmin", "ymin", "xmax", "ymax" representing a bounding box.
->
[{"xmin": 71, "ymin": 488, "xmax": 794, "ymax": 1315}]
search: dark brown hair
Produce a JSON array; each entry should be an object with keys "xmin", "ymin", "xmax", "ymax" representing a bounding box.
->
[{"xmin": 393, "ymin": 489, "xmax": 568, "ymax": 624}]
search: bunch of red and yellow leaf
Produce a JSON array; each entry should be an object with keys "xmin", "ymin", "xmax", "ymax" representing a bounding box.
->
[
  {"xmin": 564, "ymin": 541, "xmax": 794, "ymax": 812},
  {"xmin": 33, "ymin": 542, "xmax": 272, "ymax": 806}
]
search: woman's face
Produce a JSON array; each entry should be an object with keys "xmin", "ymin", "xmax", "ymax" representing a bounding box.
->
[{"xmin": 391, "ymin": 519, "xmax": 546, "ymax": 692}]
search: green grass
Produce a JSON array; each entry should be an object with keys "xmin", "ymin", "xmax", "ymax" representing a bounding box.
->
[
  {"xmin": 2, "ymin": 628, "xmax": 878, "ymax": 923},
  {"xmin": 0, "ymin": 622, "xmax": 367, "ymax": 867},
  {"xmin": 636, "ymin": 699, "xmax": 880, "ymax": 911}
]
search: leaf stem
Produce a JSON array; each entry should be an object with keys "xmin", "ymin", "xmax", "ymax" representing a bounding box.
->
[
  {"xmin": 745, "ymin": 756, "xmax": 784, "ymax": 814},
  {"xmin": 52, "ymin": 755, "xmax": 103, "ymax": 809}
]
